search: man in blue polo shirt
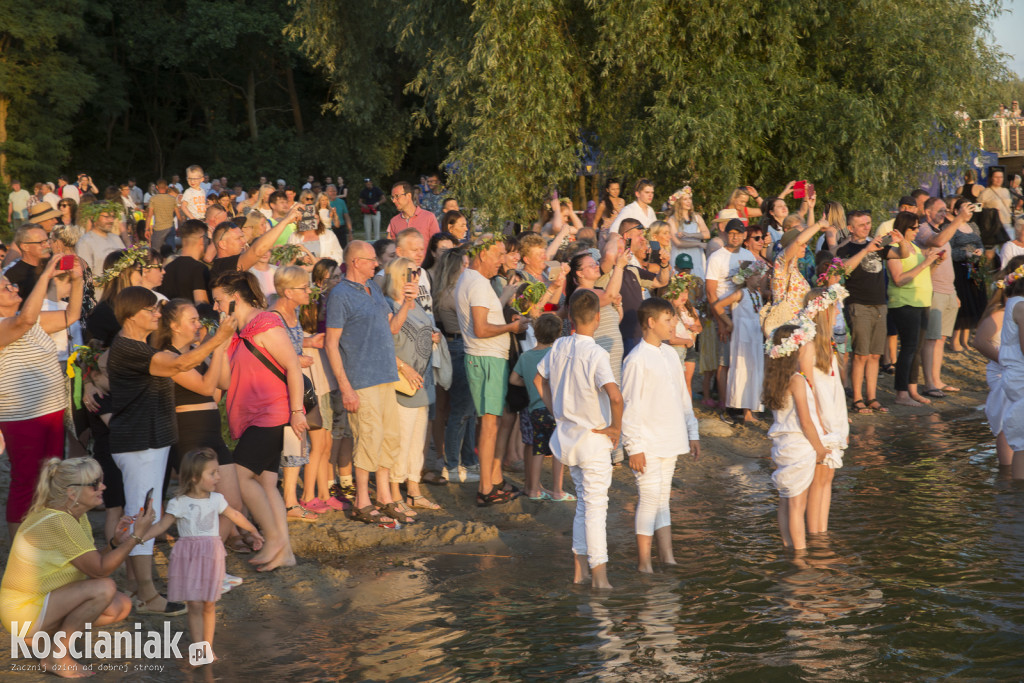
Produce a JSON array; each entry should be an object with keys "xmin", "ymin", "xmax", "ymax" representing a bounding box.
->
[{"xmin": 324, "ymin": 240, "xmax": 416, "ymax": 527}]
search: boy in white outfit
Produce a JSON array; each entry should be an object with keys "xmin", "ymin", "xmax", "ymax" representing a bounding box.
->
[
  {"xmin": 536, "ymin": 290, "xmax": 623, "ymax": 589},
  {"xmin": 621, "ymin": 297, "xmax": 701, "ymax": 573}
]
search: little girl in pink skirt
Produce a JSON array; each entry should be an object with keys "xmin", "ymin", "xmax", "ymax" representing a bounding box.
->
[{"xmin": 143, "ymin": 448, "xmax": 263, "ymax": 663}]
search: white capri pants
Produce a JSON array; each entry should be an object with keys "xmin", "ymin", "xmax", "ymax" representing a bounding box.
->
[
  {"xmin": 391, "ymin": 404, "xmax": 428, "ymax": 484},
  {"xmin": 569, "ymin": 456, "xmax": 613, "ymax": 568},
  {"xmin": 112, "ymin": 446, "xmax": 170, "ymax": 557},
  {"xmin": 633, "ymin": 454, "xmax": 678, "ymax": 536}
]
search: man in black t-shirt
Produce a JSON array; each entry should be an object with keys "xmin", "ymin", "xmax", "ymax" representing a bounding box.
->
[
  {"xmin": 159, "ymin": 220, "xmax": 210, "ymax": 305},
  {"xmin": 358, "ymin": 178, "xmax": 384, "ymax": 241},
  {"xmin": 208, "ymin": 206, "xmax": 298, "ymax": 290},
  {"xmin": 836, "ymin": 210, "xmax": 907, "ymax": 412},
  {"xmin": 7, "ymin": 224, "xmax": 51, "ymax": 306}
]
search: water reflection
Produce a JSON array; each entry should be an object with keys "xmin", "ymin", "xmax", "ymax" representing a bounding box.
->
[{"xmin": 203, "ymin": 414, "xmax": 1024, "ymax": 681}]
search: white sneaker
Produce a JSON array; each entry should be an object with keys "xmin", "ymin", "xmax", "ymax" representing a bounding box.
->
[
  {"xmin": 224, "ymin": 573, "xmax": 243, "ymax": 587},
  {"xmin": 460, "ymin": 466, "xmax": 480, "ymax": 483},
  {"xmin": 221, "ymin": 581, "xmax": 233, "ymax": 594},
  {"xmin": 447, "ymin": 468, "xmax": 464, "ymax": 483}
]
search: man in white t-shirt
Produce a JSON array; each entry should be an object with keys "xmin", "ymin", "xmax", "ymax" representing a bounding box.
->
[
  {"xmin": 454, "ymin": 237, "xmax": 528, "ymax": 506},
  {"xmin": 704, "ymin": 219, "xmax": 756, "ymax": 420},
  {"xmin": 181, "ymin": 165, "xmax": 207, "ymax": 220},
  {"xmin": 609, "ymin": 179, "xmax": 657, "ymax": 234}
]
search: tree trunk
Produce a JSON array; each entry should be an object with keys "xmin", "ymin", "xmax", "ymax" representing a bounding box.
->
[
  {"xmin": 0, "ymin": 96, "xmax": 8, "ymax": 186},
  {"xmin": 246, "ymin": 69, "xmax": 259, "ymax": 141},
  {"xmin": 285, "ymin": 66, "xmax": 303, "ymax": 135}
]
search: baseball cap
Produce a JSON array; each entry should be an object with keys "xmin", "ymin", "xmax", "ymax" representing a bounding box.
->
[
  {"xmin": 723, "ymin": 219, "xmax": 747, "ymax": 233},
  {"xmin": 675, "ymin": 253, "xmax": 694, "ymax": 271}
]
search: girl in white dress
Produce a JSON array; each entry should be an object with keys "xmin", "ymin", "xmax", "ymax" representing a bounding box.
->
[
  {"xmin": 973, "ymin": 256, "xmax": 1024, "ymax": 467},
  {"xmin": 713, "ymin": 262, "xmax": 768, "ymax": 423},
  {"xmin": 666, "ymin": 187, "xmax": 711, "ymax": 279},
  {"xmin": 800, "ymin": 285, "xmax": 850, "ymax": 535},
  {"xmin": 763, "ymin": 322, "xmax": 839, "ymax": 551},
  {"xmin": 994, "ymin": 260, "xmax": 1024, "ymax": 477}
]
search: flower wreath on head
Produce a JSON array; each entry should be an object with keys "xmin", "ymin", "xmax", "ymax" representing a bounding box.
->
[
  {"xmin": 815, "ymin": 257, "xmax": 849, "ymax": 286},
  {"xmin": 78, "ymin": 200, "xmax": 125, "ymax": 224},
  {"xmin": 995, "ymin": 263, "xmax": 1024, "ymax": 289},
  {"xmin": 667, "ymin": 186, "xmax": 693, "ymax": 207},
  {"xmin": 765, "ymin": 315, "xmax": 818, "ymax": 359},
  {"xmin": 730, "ymin": 260, "xmax": 770, "ymax": 286},
  {"xmin": 802, "ymin": 283, "xmax": 849, "ymax": 318},
  {"xmin": 467, "ymin": 233, "xmax": 502, "ymax": 259},
  {"xmin": 93, "ymin": 243, "xmax": 151, "ymax": 287},
  {"xmin": 665, "ymin": 272, "xmax": 700, "ymax": 299}
]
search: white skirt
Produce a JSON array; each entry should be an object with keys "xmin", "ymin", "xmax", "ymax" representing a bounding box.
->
[
  {"xmin": 985, "ymin": 368, "xmax": 1006, "ymax": 437},
  {"xmin": 770, "ymin": 432, "xmax": 817, "ymax": 498}
]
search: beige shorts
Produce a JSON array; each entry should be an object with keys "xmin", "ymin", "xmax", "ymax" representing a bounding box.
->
[
  {"xmin": 927, "ymin": 292, "xmax": 959, "ymax": 340},
  {"xmin": 351, "ymin": 383, "xmax": 400, "ymax": 472}
]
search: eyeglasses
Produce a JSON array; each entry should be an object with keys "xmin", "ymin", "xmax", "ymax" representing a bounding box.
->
[
  {"xmin": 353, "ymin": 256, "xmax": 379, "ymax": 264},
  {"xmin": 142, "ymin": 306, "xmax": 161, "ymax": 315},
  {"xmin": 390, "ymin": 192, "xmax": 408, "ymax": 200},
  {"xmin": 21, "ymin": 238, "xmax": 52, "ymax": 245},
  {"xmin": 2, "ymin": 282, "xmax": 19, "ymax": 292},
  {"xmin": 747, "ymin": 235, "xmax": 764, "ymax": 241},
  {"xmin": 74, "ymin": 477, "xmax": 103, "ymax": 491},
  {"xmin": 287, "ymin": 285, "xmax": 311, "ymax": 291},
  {"xmin": 143, "ymin": 264, "xmax": 163, "ymax": 270}
]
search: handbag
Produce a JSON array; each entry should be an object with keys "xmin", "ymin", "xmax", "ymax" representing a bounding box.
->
[
  {"xmin": 360, "ymin": 205, "xmax": 376, "ymax": 215},
  {"xmin": 976, "ymin": 207, "xmax": 1008, "ymax": 248},
  {"xmin": 241, "ymin": 337, "xmax": 323, "ymax": 430},
  {"xmin": 432, "ymin": 339, "xmax": 453, "ymax": 390},
  {"xmin": 759, "ymin": 299, "xmax": 800, "ymax": 338}
]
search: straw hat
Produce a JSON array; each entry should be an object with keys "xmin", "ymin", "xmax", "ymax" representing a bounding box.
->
[{"xmin": 28, "ymin": 203, "xmax": 61, "ymax": 222}]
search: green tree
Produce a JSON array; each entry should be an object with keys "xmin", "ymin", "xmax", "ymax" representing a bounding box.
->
[
  {"xmin": 289, "ymin": 0, "xmax": 1009, "ymax": 220},
  {"xmin": 0, "ymin": 2, "xmax": 96, "ymax": 185}
]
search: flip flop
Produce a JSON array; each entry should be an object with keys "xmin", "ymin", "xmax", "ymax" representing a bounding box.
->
[
  {"xmin": 527, "ymin": 491, "xmax": 552, "ymax": 501},
  {"xmin": 550, "ymin": 492, "xmax": 577, "ymax": 502},
  {"xmin": 286, "ymin": 505, "xmax": 319, "ymax": 522},
  {"xmin": 939, "ymin": 385, "xmax": 961, "ymax": 392},
  {"xmin": 921, "ymin": 388, "xmax": 946, "ymax": 399}
]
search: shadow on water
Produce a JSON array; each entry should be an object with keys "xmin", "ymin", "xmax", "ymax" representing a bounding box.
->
[{"xmin": 211, "ymin": 413, "xmax": 1024, "ymax": 682}]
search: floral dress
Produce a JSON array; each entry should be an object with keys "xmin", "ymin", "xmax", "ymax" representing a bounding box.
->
[{"xmin": 772, "ymin": 253, "xmax": 811, "ymax": 312}]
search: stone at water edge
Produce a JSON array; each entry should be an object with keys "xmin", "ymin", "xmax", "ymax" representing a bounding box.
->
[{"xmin": 699, "ymin": 417, "xmax": 735, "ymax": 437}]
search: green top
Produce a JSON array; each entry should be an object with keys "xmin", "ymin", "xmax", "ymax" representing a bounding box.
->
[
  {"xmin": 513, "ymin": 346, "xmax": 551, "ymax": 412},
  {"xmin": 887, "ymin": 242, "xmax": 932, "ymax": 308}
]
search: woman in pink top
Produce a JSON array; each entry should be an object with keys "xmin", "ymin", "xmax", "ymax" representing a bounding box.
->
[{"xmin": 212, "ymin": 270, "xmax": 306, "ymax": 572}]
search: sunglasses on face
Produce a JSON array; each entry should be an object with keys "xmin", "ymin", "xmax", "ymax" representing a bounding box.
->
[{"xmin": 75, "ymin": 477, "xmax": 103, "ymax": 491}]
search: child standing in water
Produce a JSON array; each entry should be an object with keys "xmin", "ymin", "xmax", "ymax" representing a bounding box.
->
[
  {"xmin": 536, "ymin": 290, "xmax": 623, "ymax": 589},
  {"xmin": 714, "ymin": 261, "xmax": 768, "ymax": 424},
  {"xmin": 665, "ymin": 275, "xmax": 703, "ymax": 396},
  {"xmin": 142, "ymin": 448, "xmax": 264, "ymax": 661},
  {"xmin": 621, "ymin": 297, "xmax": 700, "ymax": 573},
  {"xmin": 510, "ymin": 313, "xmax": 570, "ymax": 501},
  {"xmin": 763, "ymin": 323, "xmax": 835, "ymax": 551},
  {"xmin": 801, "ymin": 285, "xmax": 850, "ymax": 535}
]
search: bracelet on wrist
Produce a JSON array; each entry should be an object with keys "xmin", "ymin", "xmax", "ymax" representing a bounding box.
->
[
  {"xmin": 130, "ymin": 534, "xmax": 144, "ymax": 544},
  {"xmin": 109, "ymin": 537, "xmax": 119, "ymax": 549},
  {"xmin": 290, "ymin": 409, "xmax": 303, "ymax": 414}
]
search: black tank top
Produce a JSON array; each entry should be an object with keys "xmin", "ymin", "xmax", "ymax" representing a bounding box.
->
[{"xmin": 169, "ymin": 346, "xmax": 214, "ymax": 406}]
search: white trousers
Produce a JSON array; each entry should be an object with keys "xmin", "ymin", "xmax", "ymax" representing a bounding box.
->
[
  {"xmin": 569, "ymin": 457, "xmax": 613, "ymax": 568},
  {"xmin": 112, "ymin": 446, "xmax": 170, "ymax": 557},
  {"xmin": 391, "ymin": 404, "xmax": 428, "ymax": 484},
  {"xmin": 633, "ymin": 454, "xmax": 678, "ymax": 536},
  {"xmin": 363, "ymin": 212, "xmax": 381, "ymax": 240}
]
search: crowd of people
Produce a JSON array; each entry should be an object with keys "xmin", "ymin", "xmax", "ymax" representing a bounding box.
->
[{"xmin": 1, "ymin": 163, "xmax": 1023, "ymax": 673}]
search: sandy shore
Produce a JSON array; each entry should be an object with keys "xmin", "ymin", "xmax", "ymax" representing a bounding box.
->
[{"xmin": 0, "ymin": 346, "xmax": 990, "ymax": 677}]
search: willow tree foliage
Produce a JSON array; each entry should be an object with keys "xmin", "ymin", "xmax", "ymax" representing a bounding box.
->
[{"xmin": 290, "ymin": 0, "xmax": 1007, "ymax": 220}]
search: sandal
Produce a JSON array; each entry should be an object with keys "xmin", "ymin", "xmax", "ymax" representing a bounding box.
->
[
  {"xmin": 421, "ymin": 471, "xmax": 448, "ymax": 486},
  {"xmin": 225, "ymin": 535, "xmax": 252, "ymax": 554},
  {"xmin": 135, "ymin": 592, "xmax": 187, "ymax": 616},
  {"xmin": 939, "ymin": 385, "xmax": 961, "ymax": 393},
  {"xmin": 921, "ymin": 388, "xmax": 946, "ymax": 399},
  {"xmin": 476, "ymin": 488, "xmax": 512, "ymax": 507},
  {"xmin": 880, "ymin": 363, "xmax": 895, "ymax": 375},
  {"xmin": 550, "ymin": 492, "xmax": 577, "ymax": 502},
  {"xmin": 866, "ymin": 399, "xmax": 889, "ymax": 413},
  {"xmin": 851, "ymin": 399, "xmax": 872, "ymax": 415},
  {"xmin": 496, "ymin": 480, "xmax": 522, "ymax": 500},
  {"xmin": 700, "ymin": 398, "xmax": 718, "ymax": 409},
  {"xmin": 351, "ymin": 504, "xmax": 395, "ymax": 527},
  {"xmin": 286, "ymin": 505, "xmax": 320, "ymax": 523},
  {"xmin": 407, "ymin": 495, "xmax": 441, "ymax": 510},
  {"xmin": 380, "ymin": 502, "xmax": 416, "ymax": 524}
]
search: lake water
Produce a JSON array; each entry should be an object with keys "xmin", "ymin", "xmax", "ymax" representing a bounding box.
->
[{"xmin": 217, "ymin": 411, "xmax": 1024, "ymax": 681}]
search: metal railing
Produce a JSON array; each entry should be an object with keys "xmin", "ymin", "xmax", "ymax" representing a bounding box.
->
[{"xmin": 976, "ymin": 118, "xmax": 1024, "ymax": 156}]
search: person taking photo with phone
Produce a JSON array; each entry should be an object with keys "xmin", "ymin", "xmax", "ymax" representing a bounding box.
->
[{"xmin": 0, "ymin": 255, "xmax": 84, "ymax": 538}]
